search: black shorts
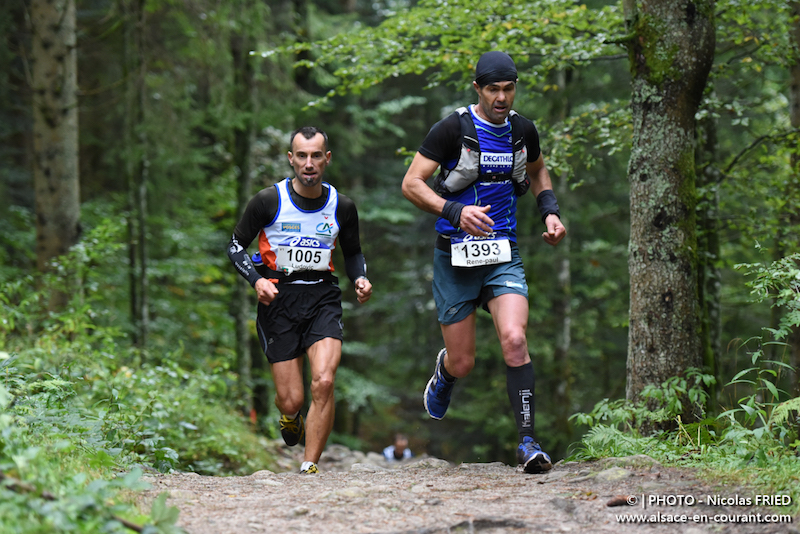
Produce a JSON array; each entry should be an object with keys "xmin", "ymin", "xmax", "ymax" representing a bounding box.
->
[{"xmin": 256, "ymin": 281, "xmax": 343, "ymax": 364}]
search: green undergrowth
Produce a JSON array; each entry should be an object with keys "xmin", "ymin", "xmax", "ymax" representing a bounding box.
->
[
  {"xmin": 568, "ymin": 379, "xmax": 800, "ymax": 517},
  {"xmin": 0, "ymin": 222, "xmax": 278, "ymax": 533},
  {"xmin": 568, "ymin": 252, "xmax": 800, "ymax": 518}
]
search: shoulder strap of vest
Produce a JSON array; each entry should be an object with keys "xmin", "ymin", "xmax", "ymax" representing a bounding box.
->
[
  {"xmin": 456, "ymin": 107, "xmax": 480, "ymax": 150},
  {"xmin": 509, "ymin": 111, "xmax": 525, "ymax": 148},
  {"xmin": 459, "ymin": 107, "xmax": 524, "ymax": 149}
]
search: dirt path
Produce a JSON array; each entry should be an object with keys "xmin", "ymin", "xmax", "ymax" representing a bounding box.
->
[{"xmin": 138, "ymin": 447, "xmax": 798, "ymax": 534}]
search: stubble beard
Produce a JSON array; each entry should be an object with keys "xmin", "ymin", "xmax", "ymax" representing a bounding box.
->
[
  {"xmin": 480, "ymin": 101, "xmax": 509, "ymax": 124},
  {"xmin": 300, "ymin": 175, "xmax": 321, "ymax": 188}
]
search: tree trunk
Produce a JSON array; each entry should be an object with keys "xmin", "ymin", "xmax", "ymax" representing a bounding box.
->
[
  {"xmin": 292, "ymin": 0, "xmax": 312, "ymax": 91},
  {"xmin": 784, "ymin": 1, "xmax": 800, "ymax": 397},
  {"xmin": 696, "ymin": 112, "xmax": 721, "ymax": 412},
  {"xmin": 31, "ymin": 0, "xmax": 80, "ymax": 309},
  {"xmin": 122, "ymin": 0, "xmax": 149, "ymax": 347},
  {"xmin": 623, "ymin": 1, "xmax": 715, "ymax": 422},
  {"xmin": 552, "ymin": 69, "xmax": 573, "ymax": 449},
  {"xmin": 231, "ymin": 28, "xmax": 256, "ymax": 418}
]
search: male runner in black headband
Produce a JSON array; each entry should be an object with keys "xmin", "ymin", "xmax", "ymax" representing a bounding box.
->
[{"xmin": 402, "ymin": 51, "xmax": 566, "ymax": 474}]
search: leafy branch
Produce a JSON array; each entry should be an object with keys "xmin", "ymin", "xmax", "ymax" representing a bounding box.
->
[
  {"xmin": 722, "ymin": 128, "xmax": 800, "ymax": 176},
  {"xmin": 253, "ymin": 0, "xmax": 626, "ymax": 104}
]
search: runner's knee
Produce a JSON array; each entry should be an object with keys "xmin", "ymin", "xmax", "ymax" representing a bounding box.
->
[
  {"xmin": 275, "ymin": 390, "xmax": 304, "ymax": 415},
  {"xmin": 310, "ymin": 374, "xmax": 335, "ymax": 400},
  {"xmin": 500, "ymin": 331, "xmax": 529, "ymax": 365},
  {"xmin": 446, "ymin": 352, "xmax": 475, "ymax": 377}
]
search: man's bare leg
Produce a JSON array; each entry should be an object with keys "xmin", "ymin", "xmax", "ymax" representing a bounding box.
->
[
  {"xmin": 271, "ymin": 357, "xmax": 305, "ymax": 417},
  {"xmin": 303, "ymin": 337, "xmax": 342, "ymax": 463},
  {"xmin": 440, "ymin": 311, "xmax": 478, "ymax": 378},
  {"xmin": 486, "ymin": 293, "xmax": 530, "ymax": 367}
]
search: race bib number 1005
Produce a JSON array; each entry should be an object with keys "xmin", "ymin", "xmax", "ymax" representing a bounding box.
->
[
  {"xmin": 450, "ymin": 234, "xmax": 511, "ymax": 267},
  {"xmin": 275, "ymin": 237, "xmax": 332, "ymax": 273}
]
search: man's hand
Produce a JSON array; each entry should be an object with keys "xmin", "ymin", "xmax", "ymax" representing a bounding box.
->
[
  {"xmin": 542, "ymin": 214, "xmax": 566, "ymax": 246},
  {"xmin": 460, "ymin": 205, "xmax": 494, "ymax": 236},
  {"xmin": 254, "ymin": 278, "xmax": 279, "ymax": 305},
  {"xmin": 355, "ymin": 277, "xmax": 372, "ymax": 304}
]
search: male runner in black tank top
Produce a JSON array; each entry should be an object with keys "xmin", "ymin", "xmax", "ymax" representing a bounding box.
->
[{"xmin": 227, "ymin": 126, "xmax": 372, "ymax": 474}]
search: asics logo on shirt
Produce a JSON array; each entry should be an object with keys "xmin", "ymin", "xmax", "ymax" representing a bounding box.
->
[{"xmin": 283, "ymin": 237, "xmax": 324, "ymax": 248}]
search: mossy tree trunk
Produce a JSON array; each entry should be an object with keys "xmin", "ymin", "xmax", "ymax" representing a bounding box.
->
[
  {"xmin": 622, "ymin": 0, "xmax": 715, "ymax": 420},
  {"xmin": 784, "ymin": 1, "xmax": 800, "ymax": 397},
  {"xmin": 31, "ymin": 0, "xmax": 80, "ymax": 310}
]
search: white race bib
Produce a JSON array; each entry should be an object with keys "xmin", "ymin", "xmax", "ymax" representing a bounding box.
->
[
  {"xmin": 275, "ymin": 236, "xmax": 332, "ymax": 273},
  {"xmin": 450, "ymin": 233, "xmax": 512, "ymax": 267}
]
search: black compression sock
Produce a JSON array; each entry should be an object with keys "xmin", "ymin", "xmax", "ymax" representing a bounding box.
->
[{"xmin": 506, "ymin": 362, "xmax": 535, "ymax": 442}]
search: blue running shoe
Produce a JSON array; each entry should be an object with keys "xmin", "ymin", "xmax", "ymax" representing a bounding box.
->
[
  {"xmin": 517, "ymin": 436, "xmax": 552, "ymax": 474},
  {"xmin": 423, "ymin": 348, "xmax": 455, "ymax": 420}
]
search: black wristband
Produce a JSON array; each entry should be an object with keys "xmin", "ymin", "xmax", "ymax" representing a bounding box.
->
[
  {"xmin": 441, "ymin": 200, "xmax": 465, "ymax": 229},
  {"xmin": 536, "ymin": 190, "xmax": 561, "ymax": 224}
]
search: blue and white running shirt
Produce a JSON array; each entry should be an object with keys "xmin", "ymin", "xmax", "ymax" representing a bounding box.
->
[{"xmin": 418, "ymin": 105, "xmax": 541, "ymax": 241}]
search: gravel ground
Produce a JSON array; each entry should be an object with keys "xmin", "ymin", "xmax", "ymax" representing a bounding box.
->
[{"xmin": 137, "ymin": 447, "xmax": 799, "ymax": 534}]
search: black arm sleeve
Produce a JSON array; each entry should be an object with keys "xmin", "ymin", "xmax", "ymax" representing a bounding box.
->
[
  {"xmin": 336, "ymin": 193, "xmax": 367, "ymax": 282},
  {"xmin": 227, "ymin": 186, "xmax": 279, "ymax": 286},
  {"xmin": 227, "ymin": 234, "xmax": 262, "ymax": 287},
  {"xmin": 233, "ymin": 187, "xmax": 279, "ymax": 245},
  {"xmin": 344, "ymin": 253, "xmax": 367, "ymax": 282}
]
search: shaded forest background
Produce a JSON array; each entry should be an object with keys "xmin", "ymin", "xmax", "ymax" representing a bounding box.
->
[{"xmin": 2, "ymin": 0, "xmax": 799, "ymax": 471}]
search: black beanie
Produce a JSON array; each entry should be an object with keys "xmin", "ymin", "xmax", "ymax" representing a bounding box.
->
[{"xmin": 474, "ymin": 51, "xmax": 518, "ymax": 87}]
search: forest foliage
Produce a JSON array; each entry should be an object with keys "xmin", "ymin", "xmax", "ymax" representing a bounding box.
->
[{"xmin": 2, "ymin": 0, "xmax": 800, "ymax": 530}]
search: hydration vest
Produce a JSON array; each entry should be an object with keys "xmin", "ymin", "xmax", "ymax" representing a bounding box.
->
[{"xmin": 432, "ymin": 107, "xmax": 530, "ymax": 196}]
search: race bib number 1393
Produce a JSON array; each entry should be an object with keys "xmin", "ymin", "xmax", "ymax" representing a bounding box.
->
[{"xmin": 450, "ymin": 234, "xmax": 511, "ymax": 267}]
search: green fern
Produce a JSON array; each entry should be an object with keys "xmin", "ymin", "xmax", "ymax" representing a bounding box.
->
[
  {"xmin": 768, "ymin": 397, "xmax": 800, "ymax": 427},
  {"xmin": 569, "ymin": 425, "xmax": 657, "ymax": 460}
]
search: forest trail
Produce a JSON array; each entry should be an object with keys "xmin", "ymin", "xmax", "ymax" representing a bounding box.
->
[{"xmin": 138, "ymin": 446, "xmax": 798, "ymax": 534}]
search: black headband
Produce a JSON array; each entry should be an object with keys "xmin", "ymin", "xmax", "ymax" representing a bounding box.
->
[{"xmin": 474, "ymin": 51, "xmax": 518, "ymax": 87}]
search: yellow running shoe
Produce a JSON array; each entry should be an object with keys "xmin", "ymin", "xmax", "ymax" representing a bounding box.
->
[
  {"xmin": 279, "ymin": 413, "xmax": 305, "ymax": 446},
  {"xmin": 299, "ymin": 461, "xmax": 318, "ymax": 474}
]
